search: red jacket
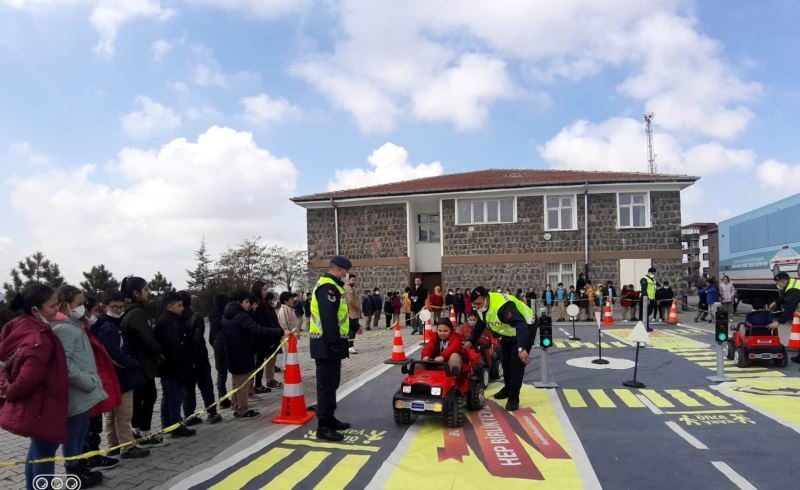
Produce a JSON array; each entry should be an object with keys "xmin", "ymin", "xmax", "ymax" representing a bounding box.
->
[
  {"xmin": 84, "ymin": 323, "xmax": 122, "ymax": 417},
  {"xmin": 422, "ymin": 333, "xmax": 462, "ymax": 361},
  {"xmin": 0, "ymin": 315, "xmax": 69, "ymax": 443}
]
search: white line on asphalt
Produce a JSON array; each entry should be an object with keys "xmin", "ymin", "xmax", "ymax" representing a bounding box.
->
[
  {"xmin": 548, "ymin": 389, "xmax": 603, "ymax": 490},
  {"xmin": 559, "ymin": 328, "xmax": 570, "ymax": 336},
  {"xmin": 664, "ymin": 421, "xmax": 708, "ymax": 450},
  {"xmin": 636, "ymin": 394, "xmax": 664, "ymax": 415},
  {"xmin": 169, "ymin": 344, "xmax": 423, "ymax": 490},
  {"xmin": 364, "ymin": 423, "xmax": 420, "ymax": 489},
  {"xmin": 711, "ymin": 461, "xmax": 758, "ymax": 490},
  {"xmin": 710, "ymin": 382, "xmax": 800, "ymax": 436}
]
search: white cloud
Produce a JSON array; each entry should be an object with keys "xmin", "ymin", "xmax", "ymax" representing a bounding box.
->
[
  {"xmin": 121, "ymin": 96, "xmax": 182, "ymax": 139},
  {"xmin": 152, "ymin": 38, "xmax": 172, "ymax": 61},
  {"xmin": 4, "ymin": 0, "xmax": 174, "ymax": 59},
  {"xmin": 7, "ymin": 126, "xmax": 303, "ymax": 288},
  {"xmin": 538, "ymin": 117, "xmax": 755, "ymax": 176},
  {"xmin": 171, "ymin": 81, "xmax": 189, "ymax": 92},
  {"xmin": 327, "ymin": 142, "xmax": 444, "ymax": 192},
  {"xmin": 8, "ymin": 142, "xmax": 51, "ymax": 165},
  {"xmin": 193, "ymin": 62, "xmax": 228, "ymax": 87},
  {"xmin": 239, "ymin": 93, "xmax": 302, "ymax": 127},
  {"xmin": 181, "ymin": 0, "xmax": 310, "ymax": 18},
  {"xmin": 756, "ymin": 159, "xmax": 800, "ymax": 198},
  {"xmin": 185, "ymin": 105, "xmax": 222, "ymax": 121}
]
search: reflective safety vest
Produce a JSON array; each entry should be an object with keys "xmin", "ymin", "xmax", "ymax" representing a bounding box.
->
[
  {"xmin": 643, "ymin": 275, "xmax": 656, "ymax": 300},
  {"xmin": 784, "ymin": 278, "xmax": 800, "ymax": 313},
  {"xmin": 310, "ymin": 276, "xmax": 349, "ymax": 338},
  {"xmin": 480, "ymin": 292, "xmax": 534, "ymax": 338}
]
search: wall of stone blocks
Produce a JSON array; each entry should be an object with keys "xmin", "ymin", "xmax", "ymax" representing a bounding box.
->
[
  {"xmin": 442, "ymin": 262, "xmax": 546, "ymax": 292},
  {"xmin": 307, "ymin": 265, "xmax": 409, "ymax": 297}
]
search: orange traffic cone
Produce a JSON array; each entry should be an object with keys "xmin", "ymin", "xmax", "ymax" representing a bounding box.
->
[
  {"xmin": 272, "ymin": 334, "xmax": 315, "ymax": 425},
  {"xmin": 449, "ymin": 305, "xmax": 456, "ymax": 324},
  {"xmin": 788, "ymin": 313, "xmax": 800, "ymax": 350},
  {"xmin": 385, "ymin": 322, "xmax": 408, "ymax": 364},
  {"xmin": 667, "ymin": 298, "xmax": 679, "ymax": 325},
  {"xmin": 603, "ymin": 297, "xmax": 615, "ymax": 326}
]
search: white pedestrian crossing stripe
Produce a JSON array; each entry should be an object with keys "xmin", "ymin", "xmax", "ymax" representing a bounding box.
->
[{"xmin": 562, "ymin": 388, "xmax": 732, "ymax": 409}]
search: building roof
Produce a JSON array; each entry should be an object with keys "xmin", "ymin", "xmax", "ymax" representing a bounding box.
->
[
  {"xmin": 682, "ymin": 222, "xmax": 718, "ymax": 232},
  {"xmin": 292, "ymin": 168, "xmax": 698, "ymax": 203}
]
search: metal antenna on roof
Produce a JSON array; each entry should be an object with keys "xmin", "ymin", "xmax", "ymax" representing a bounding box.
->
[{"xmin": 644, "ymin": 113, "xmax": 657, "ymax": 174}]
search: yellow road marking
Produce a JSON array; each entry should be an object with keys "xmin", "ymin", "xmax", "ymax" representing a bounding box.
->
[
  {"xmin": 722, "ymin": 367, "xmax": 769, "ymax": 372},
  {"xmin": 639, "ymin": 389, "xmax": 675, "ymax": 408},
  {"xmin": 568, "ymin": 341, "xmax": 583, "ymax": 348},
  {"xmin": 555, "ymin": 341, "xmax": 568, "ymax": 348},
  {"xmin": 263, "ymin": 450, "xmax": 330, "ymax": 489},
  {"xmin": 727, "ymin": 371, "xmax": 785, "ymax": 378},
  {"xmin": 564, "ymin": 389, "xmax": 588, "ymax": 408},
  {"xmin": 313, "ymin": 454, "xmax": 370, "ymax": 490},
  {"xmin": 665, "ymin": 410, "xmax": 748, "ymax": 415},
  {"xmin": 665, "ymin": 390, "xmax": 703, "ymax": 407},
  {"xmin": 690, "ymin": 389, "xmax": 732, "ymax": 407},
  {"xmin": 211, "ymin": 448, "xmax": 293, "ymax": 489},
  {"xmin": 601, "ymin": 342, "xmax": 612, "ymax": 348},
  {"xmin": 613, "ymin": 389, "xmax": 646, "ymax": 408},
  {"xmin": 588, "ymin": 389, "xmax": 616, "ymax": 408},
  {"xmin": 281, "ymin": 440, "xmax": 381, "ymax": 453},
  {"xmin": 584, "ymin": 342, "xmax": 597, "ymax": 349},
  {"xmin": 611, "ymin": 341, "xmax": 627, "ymax": 347}
]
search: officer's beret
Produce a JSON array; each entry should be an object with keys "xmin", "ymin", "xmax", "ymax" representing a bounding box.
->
[
  {"xmin": 648, "ymin": 267, "xmax": 656, "ymax": 273},
  {"xmin": 470, "ymin": 286, "xmax": 489, "ymax": 302},
  {"xmin": 330, "ymin": 255, "xmax": 352, "ymax": 270},
  {"xmin": 774, "ymin": 271, "xmax": 790, "ymax": 281}
]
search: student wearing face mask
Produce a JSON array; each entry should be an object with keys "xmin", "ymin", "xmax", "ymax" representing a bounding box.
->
[
  {"xmin": 421, "ymin": 319, "xmax": 463, "ymax": 376},
  {"xmin": 1, "ymin": 284, "xmax": 69, "ymax": 490},
  {"xmin": 52, "ymin": 285, "xmax": 108, "ymax": 488},
  {"xmin": 79, "ymin": 296, "xmax": 122, "ymax": 472},
  {"xmin": 250, "ymin": 284, "xmax": 284, "ymax": 393},
  {"xmin": 541, "ymin": 284, "xmax": 555, "ymax": 317},
  {"xmin": 93, "ymin": 290, "xmax": 150, "ymax": 461}
]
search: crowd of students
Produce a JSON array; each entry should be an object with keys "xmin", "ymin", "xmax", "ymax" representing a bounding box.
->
[{"xmin": 0, "ymin": 278, "xmax": 308, "ymax": 490}]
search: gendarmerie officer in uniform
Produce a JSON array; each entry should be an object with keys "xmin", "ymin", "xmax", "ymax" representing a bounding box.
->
[
  {"xmin": 463, "ymin": 286, "xmax": 536, "ymax": 411},
  {"xmin": 640, "ymin": 267, "xmax": 657, "ymax": 331},
  {"xmin": 309, "ymin": 255, "xmax": 352, "ymax": 441}
]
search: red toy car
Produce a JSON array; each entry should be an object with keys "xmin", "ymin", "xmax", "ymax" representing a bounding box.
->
[
  {"xmin": 726, "ymin": 321, "xmax": 788, "ymax": 368},
  {"xmin": 393, "ymin": 358, "xmax": 485, "ymax": 427}
]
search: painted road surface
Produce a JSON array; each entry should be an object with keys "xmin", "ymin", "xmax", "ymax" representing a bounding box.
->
[{"xmin": 173, "ymin": 322, "xmax": 800, "ymax": 489}]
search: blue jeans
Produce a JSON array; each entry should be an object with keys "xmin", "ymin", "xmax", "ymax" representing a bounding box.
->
[
  {"xmin": 25, "ymin": 439, "xmax": 59, "ymax": 490},
  {"xmin": 161, "ymin": 378, "xmax": 185, "ymax": 428},
  {"xmin": 64, "ymin": 411, "xmax": 90, "ymax": 471}
]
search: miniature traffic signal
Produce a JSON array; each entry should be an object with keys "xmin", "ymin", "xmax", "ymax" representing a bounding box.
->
[
  {"xmin": 539, "ymin": 315, "xmax": 553, "ymax": 349},
  {"xmin": 715, "ymin": 308, "xmax": 729, "ymax": 343}
]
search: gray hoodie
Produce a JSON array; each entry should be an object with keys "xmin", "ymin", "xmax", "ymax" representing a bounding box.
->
[{"xmin": 52, "ymin": 318, "xmax": 108, "ymax": 417}]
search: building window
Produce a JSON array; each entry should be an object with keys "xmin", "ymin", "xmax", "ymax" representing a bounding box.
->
[
  {"xmin": 703, "ymin": 267, "xmax": 709, "ymax": 277},
  {"xmin": 456, "ymin": 198, "xmax": 514, "ymax": 225},
  {"xmin": 617, "ymin": 192, "xmax": 649, "ymax": 228},
  {"xmin": 544, "ymin": 195, "xmax": 575, "ymax": 231},
  {"xmin": 702, "ymin": 253, "xmax": 709, "ymax": 261},
  {"xmin": 417, "ymin": 213, "xmax": 440, "ymax": 242},
  {"xmin": 702, "ymin": 239, "xmax": 709, "ymax": 246},
  {"xmin": 546, "ymin": 263, "xmax": 575, "ymax": 288}
]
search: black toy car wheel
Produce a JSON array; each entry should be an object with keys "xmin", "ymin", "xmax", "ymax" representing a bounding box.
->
[
  {"xmin": 725, "ymin": 340, "xmax": 735, "ymax": 360},
  {"xmin": 490, "ymin": 354, "xmax": 503, "ymax": 381},
  {"xmin": 467, "ymin": 379, "xmax": 485, "ymax": 411},
  {"xmin": 479, "ymin": 366, "xmax": 490, "ymax": 388},
  {"xmin": 445, "ymin": 395, "xmax": 465, "ymax": 428},
  {"xmin": 735, "ymin": 347, "xmax": 748, "ymax": 368},
  {"xmin": 394, "ymin": 408, "xmax": 412, "ymax": 425},
  {"xmin": 775, "ymin": 347, "xmax": 789, "ymax": 368}
]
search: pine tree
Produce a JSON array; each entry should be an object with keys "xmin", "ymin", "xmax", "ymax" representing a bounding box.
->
[
  {"xmin": 214, "ymin": 237, "xmax": 272, "ymax": 291},
  {"xmin": 80, "ymin": 264, "xmax": 120, "ymax": 296},
  {"xmin": 2, "ymin": 251, "xmax": 65, "ymax": 298},
  {"xmin": 148, "ymin": 272, "xmax": 173, "ymax": 297},
  {"xmin": 186, "ymin": 237, "xmax": 214, "ymax": 292}
]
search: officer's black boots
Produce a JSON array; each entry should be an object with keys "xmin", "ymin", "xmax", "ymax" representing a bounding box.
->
[
  {"xmin": 332, "ymin": 417, "xmax": 351, "ymax": 430},
  {"xmin": 505, "ymin": 400, "xmax": 519, "ymax": 411},
  {"xmin": 317, "ymin": 426, "xmax": 344, "ymax": 442},
  {"xmin": 492, "ymin": 388, "xmax": 509, "ymax": 399}
]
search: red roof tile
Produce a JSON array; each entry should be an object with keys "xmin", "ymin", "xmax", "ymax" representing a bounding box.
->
[{"xmin": 292, "ymin": 168, "xmax": 697, "ymax": 203}]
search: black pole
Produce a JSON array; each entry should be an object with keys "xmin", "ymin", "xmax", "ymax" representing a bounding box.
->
[
  {"xmin": 591, "ymin": 325, "xmax": 609, "ymax": 365},
  {"xmin": 623, "ymin": 342, "xmax": 645, "ymax": 388},
  {"xmin": 570, "ymin": 317, "xmax": 580, "ymax": 341}
]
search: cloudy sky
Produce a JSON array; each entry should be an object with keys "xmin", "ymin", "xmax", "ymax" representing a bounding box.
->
[{"xmin": 1, "ymin": 0, "xmax": 798, "ymax": 288}]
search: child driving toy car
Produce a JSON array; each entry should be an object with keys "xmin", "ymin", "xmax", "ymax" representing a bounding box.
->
[{"xmin": 421, "ymin": 318, "xmax": 463, "ymax": 376}]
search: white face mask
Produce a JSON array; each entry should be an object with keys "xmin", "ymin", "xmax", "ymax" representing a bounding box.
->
[
  {"xmin": 88, "ymin": 315, "xmax": 98, "ymax": 325},
  {"xmin": 478, "ymin": 306, "xmax": 487, "ymax": 313},
  {"xmin": 69, "ymin": 305, "xmax": 86, "ymax": 320},
  {"xmin": 375, "ymin": 290, "xmax": 380, "ymax": 295},
  {"xmin": 107, "ymin": 310, "xmax": 122, "ymax": 319},
  {"xmin": 468, "ymin": 320, "xmax": 477, "ymax": 327}
]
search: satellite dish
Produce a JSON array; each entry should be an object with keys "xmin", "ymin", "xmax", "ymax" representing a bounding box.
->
[
  {"xmin": 419, "ymin": 309, "xmax": 432, "ymax": 323},
  {"xmin": 566, "ymin": 304, "xmax": 580, "ymax": 318}
]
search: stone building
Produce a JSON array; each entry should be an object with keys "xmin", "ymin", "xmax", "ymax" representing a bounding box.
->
[
  {"xmin": 292, "ymin": 169, "xmax": 697, "ymax": 293},
  {"xmin": 681, "ymin": 222, "xmax": 719, "ymax": 281}
]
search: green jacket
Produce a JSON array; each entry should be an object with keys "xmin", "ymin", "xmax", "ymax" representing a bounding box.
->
[{"xmin": 52, "ymin": 318, "xmax": 108, "ymax": 417}]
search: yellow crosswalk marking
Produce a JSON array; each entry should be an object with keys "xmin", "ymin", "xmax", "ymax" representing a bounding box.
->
[
  {"xmin": 313, "ymin": 454, "xmax": 370, "ymax": 490},
  {"xmin": 639, "ymin": 389, "xmax": 675, "ymax": 408},
  {"xmin": 281, "ymin": 440, "xmax": 381, "ymax": 453},
  {"xmin": 697, "ymin": 361, "xmax": 719, "ymax": 366},
  {"xmin": 690, "ymin": 389, "xmax": 731, "ymax": 407},
  {"xmin": 263, "ymin": 451, "xmax": 331, "ymax": 489},
  {"xmin": 727, "ymin": 371, "xmax": 785, "ymax": 378},
  {"xmin": 613, "ymin": 389, "xmax": 646, "ymax": 408},
  {"xmin": 611, "ymin": 341, "xmax": 627, "ymax": 348},
  {"xmin": 555, "ymin": 341, "xmax": 568, "ymax": 348},
  {"xmin": 564, "ymin": 389, "xmax": 588, "ymax": 408},
  {"xmin": 665, "ymin": 390, "xmax": 703, "ymax": 407},
  {"xmin": 584, "ymin": 342, "xmax": 597, "ymax": 348},
  {"xmin": 601, "ymin": 342, "xmax": 612, "ymax": 348},
  {"xmin": 211, "ymin": 448, "xmax": 294, "ymax": 489},
  {"xmin": 568, "ymin": 341, "xmax": 583, "ymax": 348},
  {"xmin": 723, "ymin": 367, "xmax": 769, "ymax": 372},
  {"xmin": 588, "ymin": 389, "xmax": 616, "ymax": 408}
]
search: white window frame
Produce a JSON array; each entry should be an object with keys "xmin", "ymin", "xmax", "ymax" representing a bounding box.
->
[
  {"xmin": 546, "ymin": 262, "xmax": 576, "ymax": 288},
  {"xmin": 416, "ymin": 213, "xmax": 440, "ymax": 243},
  {"xmin": 616, "ymin": 191, "xmax": 651, "ymax": 229},
  {"xmin": 455, "ymin": 197, "xmax": 517, "ymax": 225},
  {"xmin": 543, "ymin": 194, "xmax": 578, "ymax": 231}
]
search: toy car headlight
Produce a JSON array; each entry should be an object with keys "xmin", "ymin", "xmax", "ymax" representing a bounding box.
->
[
  {"xmin": 402, "ymin": 385, "xmax": 411, "ymax": 394},
  {"xmin": 431, "ymin": 387, "xmax": 442, "ymax": 396}
]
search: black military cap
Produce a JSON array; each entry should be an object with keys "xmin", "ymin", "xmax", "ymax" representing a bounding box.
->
[{"xmin": 330, "ymin": 255, "xmax": 352, "ymax": 270}]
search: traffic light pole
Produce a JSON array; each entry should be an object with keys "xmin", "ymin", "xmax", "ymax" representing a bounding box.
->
[
  {"xmin": 534, "ymin": 347, "xmax": 558, "ymax": 388},
  {"xmin": 535, "ymin": 314, "xmax": 557, "ymax": 388},
  {"xmin": 707, "ymin": 309, "xmax": 733, "ymax": 383},
  {"xmin": 706, "ymin": 342, "xmax": 733, "ymax": 383}
]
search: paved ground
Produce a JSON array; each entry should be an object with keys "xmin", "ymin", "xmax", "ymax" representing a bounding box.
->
[{"xmin": 2, "ymin": 309, "xmax": 799, "ymax": 489}]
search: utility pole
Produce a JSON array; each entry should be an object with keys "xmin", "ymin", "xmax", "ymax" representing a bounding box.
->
[{"xmin": 644, "ymin": 112, "xmax": 656, "ymax": 174}]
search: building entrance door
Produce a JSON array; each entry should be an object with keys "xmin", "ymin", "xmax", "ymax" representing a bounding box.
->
[{"xmin": 409, "ymin": 272, "xmax": 442, "ymax": 294}]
